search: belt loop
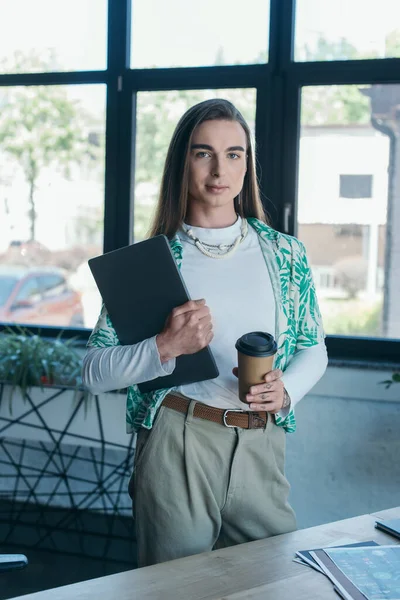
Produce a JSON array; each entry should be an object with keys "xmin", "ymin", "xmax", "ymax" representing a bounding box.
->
[
  {"xmin": 185, "ymin": 399, "xmax": 196, "ymax": 425},
  {"xmin": 248, "ymin": 412, "xmax": 268, "ymax": 431},
  {"xmin": 263, "ymin": 412, "xmax": 270, "ymax": 433}
]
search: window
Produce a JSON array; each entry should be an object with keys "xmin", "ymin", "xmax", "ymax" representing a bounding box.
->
[
  {"xmin": 15, "ymin": 278, "xmax": 41, "ymax": 303},
  {"xmin": 0, "ymin": 276, "xmax": 17, "ymax": 308},
  {"xmin": 0, "ymin": 0, "xmax": 108, "ymax": 73},
  {"xmin": 295, "ymin": 0, "xmax": 400, "ymax": 61},
  {"xmin": 0, "ymin": 0, "xmax": 398, "ymax": 360},
  {"xmin": 298, "ymin": 84, "xmax": 400, "ymax": 340},
  {"xmin": 39, "ymin": 274, "xmax": 67, "ymax": 299},
  {"xmin": 130, "ymin": 0, "xmax": 270, "ymax": 68},
  {"xmin": 0, "ymin": 84, "xmax": 106, "ymax": 329},
  {"xmin": 340, "ymin": 175, "xmax": 373, "ymax": 198},
  {"xmin": 335, "ymin": 225, "xmax": 363, "ymax": 237}
]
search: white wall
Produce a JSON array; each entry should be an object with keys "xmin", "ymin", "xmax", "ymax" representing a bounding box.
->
[
  {"xmin": 286, "ymin": 365, "xmax": 400, "ymax": 528},
  {"xmin": 298, "ymin": 126, "xmax": 389, "ymax": 225}
]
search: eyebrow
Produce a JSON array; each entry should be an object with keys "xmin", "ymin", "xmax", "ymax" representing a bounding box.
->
[{"xmin": 191, "ymin": 144, "xmax": 246, "ymax": 152}]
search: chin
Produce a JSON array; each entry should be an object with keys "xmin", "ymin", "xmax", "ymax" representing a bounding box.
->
[{"xmin": 202, "ymin": 194, "xmax": 235, "ymax": 206}]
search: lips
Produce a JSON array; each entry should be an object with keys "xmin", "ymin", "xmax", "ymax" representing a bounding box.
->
[{"xmin": 206, "ymin": 185, "xmax": 228, "ymax": 191}]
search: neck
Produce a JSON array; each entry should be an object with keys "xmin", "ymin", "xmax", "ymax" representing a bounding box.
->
[{"xmin": 185, "ymin": 202, "xmax": 238, "ymax": 229}]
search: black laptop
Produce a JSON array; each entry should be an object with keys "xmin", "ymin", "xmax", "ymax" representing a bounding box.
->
[{"xmin": 88, "ymin": 235, "xmax": 219, "ymax": 393}]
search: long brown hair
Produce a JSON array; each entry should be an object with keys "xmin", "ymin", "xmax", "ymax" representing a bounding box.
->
[{"xmin": 148, "ymin": 98, "xmax": 267, "ymax": 239}]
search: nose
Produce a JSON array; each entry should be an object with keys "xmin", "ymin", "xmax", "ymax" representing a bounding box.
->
[{"xmin": 211, "ymin": 155, "xmax": 225, "ymax": 178}]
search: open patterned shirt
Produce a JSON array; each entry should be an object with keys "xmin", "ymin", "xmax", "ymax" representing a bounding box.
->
[{"xmin": 87, "ymin": 218, "xmax": 325, "ymax": 434}]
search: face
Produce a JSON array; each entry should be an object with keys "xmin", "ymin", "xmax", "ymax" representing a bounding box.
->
[{"xmin": 187, "ymin": 119, "xmax": 248, "ymax": 212}]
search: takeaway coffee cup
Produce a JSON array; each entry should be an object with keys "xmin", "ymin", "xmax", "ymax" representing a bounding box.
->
[{"xmin": 235, "ymin": 332, "xmax": 278, "ymax": 403}]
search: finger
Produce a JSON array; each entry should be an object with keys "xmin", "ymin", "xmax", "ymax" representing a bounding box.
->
[
  {"xmin": 232, "ymin": 367, "xmax": 238, "ymax": 378},
  {"xmin": 197, "ymin": 311, "xmax": 212, "ymax": 325},
  {"xmin": 200, "ymin": 323, "xmax": 213, "ymax": 337},
  {"xmin": 246, "ymin": 391, "xmax": 277, "ymax": 403},
  {"xmin": 264, "ymin": 369, "xmax": 283, "ymax": 383},
  {"xmin": 172, "ymin": 299, "xmax": 205, "ymax": 317},
  {"xmin": 249, "ymin": 402, "xmax": 273, "ymax": 411},
  {"xmin": 249, "ymin": 383, "xmax": 272, "ymax": 395},
  {"xmin": 206, "ymin": 329, "xmax": 214, "ymax": 343},
  {"xmin": 249, "ymin": 401, "xmax": 281, "ymax": 413},
  {"xmin": 249, "ymin": 379, "xmax": 282, "ymax": 396}
]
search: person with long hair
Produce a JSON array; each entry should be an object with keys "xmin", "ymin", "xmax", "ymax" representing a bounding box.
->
[{"xmin": 82, "ymin": 99, "xmax": 328, "ymax": 567}]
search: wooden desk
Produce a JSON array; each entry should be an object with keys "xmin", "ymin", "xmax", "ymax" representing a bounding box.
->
[{"xmin": 11, "ymin": 507, "xmax": 400, "ymax": 600}]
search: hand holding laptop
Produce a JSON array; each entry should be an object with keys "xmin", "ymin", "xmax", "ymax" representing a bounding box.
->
[
  {"xmin": 88, "ymin": 235, "xmax": 219, "ymax": 393},
  {"xmin": 156, "ymin": 299, "xmax": 214, "ymax": 363}
]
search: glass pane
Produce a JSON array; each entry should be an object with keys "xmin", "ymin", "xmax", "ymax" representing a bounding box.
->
[
  {"xmin": 295, "ymin": 0, "xmax": 400, "ymax": 61},
  {"xmin": 0, "ymin": 0, "xmax": 107, "ymax": 73},
  {"xmin": 131, "ymin": 0, "xmax": 269, "ymax": 68},
  {"xmin": 134, "ymin": 88, "xmax": 257, "ymax": 241},
  {"xmin": 0, "ymin": 84, "xmax": 105, "ymax": 329},
  {"xmin": 298, "ymin": 84, "xmax": 400, "ymax": 339}
]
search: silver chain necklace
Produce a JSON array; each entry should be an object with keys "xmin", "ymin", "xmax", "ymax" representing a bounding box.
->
[{"xmin": 184, "ymin": 218, "xmax": 248, "ymax": 260}]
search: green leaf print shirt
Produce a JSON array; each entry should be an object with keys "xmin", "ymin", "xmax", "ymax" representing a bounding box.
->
[{"xmin": 86, "ymin": 219, "xmax": 325, "ymax": 434}]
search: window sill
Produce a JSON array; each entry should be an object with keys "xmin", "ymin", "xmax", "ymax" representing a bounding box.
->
[{"xmin": 328, "ymin": 358, "xmax": 399, "ymax": 372}]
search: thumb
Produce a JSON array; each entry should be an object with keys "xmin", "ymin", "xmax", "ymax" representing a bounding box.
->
[{"xmin": 194, "ymin": 298, "xmax": 206, "ymax": 305}]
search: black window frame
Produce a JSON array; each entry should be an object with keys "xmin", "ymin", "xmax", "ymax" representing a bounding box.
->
[{"xmin": 0, "ymin": 0, "xmax": 399, "ymax": 365}]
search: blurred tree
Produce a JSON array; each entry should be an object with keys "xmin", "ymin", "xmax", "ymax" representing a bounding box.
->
[
  {"xmin": 302, "ymin": 84, "xmax": 371, "ymax": 126},
  {"xmin": 300, "ymin": 36, "xmax": 370, "ymax": 125},
  {"xmin": 385, "ymin": 29, "xmax": 400, "ymax": 56},
  {"xmin": 301, "ymin": 30, "xmax": 400, "ymax": 126},
  {"xmin": 0, "ymin": 52, "xmax": 101, "ymax": 242},
  {"xmin": 302, "ymin": 35, "xmax": 360, "ymax": 62},
  {"xmin": 324, "ymin": 300, "xmax": 382, "ymax": 336}
]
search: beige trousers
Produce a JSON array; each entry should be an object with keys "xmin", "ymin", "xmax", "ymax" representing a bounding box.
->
[{"xmin": 129, "ymin": 400, "xmax": 296, "ymax": 567}]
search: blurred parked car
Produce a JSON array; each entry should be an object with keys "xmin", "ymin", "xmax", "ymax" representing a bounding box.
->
[{"xmin": 0, "ymin": 266, "xmax": 84, "ymax": 327}]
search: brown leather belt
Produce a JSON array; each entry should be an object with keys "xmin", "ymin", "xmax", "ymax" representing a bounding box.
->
[{"xmin": 162, "ymin": 394, "xmax": 268, "ymax": 429}]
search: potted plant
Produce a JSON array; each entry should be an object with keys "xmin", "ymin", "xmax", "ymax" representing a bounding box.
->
[
  {"xmin": 0, "ymin": 327, "xmax": 84, "ymax": 411},
  {"xmin": 0, "ymin": 327, "xmax": 126, "ymax": 447}
]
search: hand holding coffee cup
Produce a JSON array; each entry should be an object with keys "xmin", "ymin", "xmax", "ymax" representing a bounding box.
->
[{"xmin": 234, "ymin": 332, "xmax": 285, "ymax": 414}]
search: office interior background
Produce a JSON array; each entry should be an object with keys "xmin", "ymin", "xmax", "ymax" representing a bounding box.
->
[{"xmin": 0, "ymin": 0, "xmax": 399, "ymax": 597}]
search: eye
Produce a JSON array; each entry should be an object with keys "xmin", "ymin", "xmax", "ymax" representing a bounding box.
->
[
  {"xmin": 227, "ymin": 153, "xmax": 240, "ymax": 159},
  {"xmin": 195, "ymin": 151, "xmax": 211, "ymax": 158}
]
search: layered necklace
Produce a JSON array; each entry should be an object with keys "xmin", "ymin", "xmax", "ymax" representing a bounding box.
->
[{"xmin": 183, "ymin": 217, "xmax": 248, "ymax": 260}]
